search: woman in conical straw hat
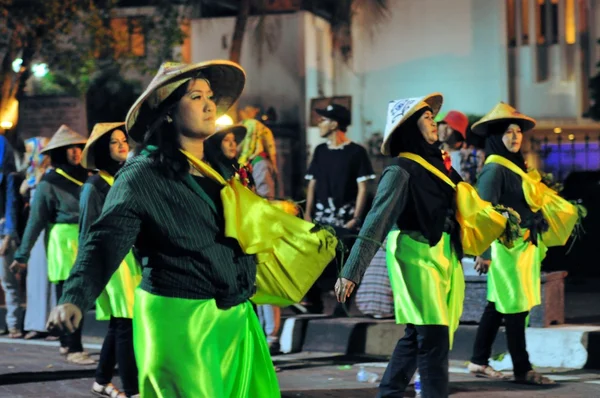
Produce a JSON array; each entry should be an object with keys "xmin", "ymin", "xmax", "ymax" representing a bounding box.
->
[
  {"xmin": 467, "ymin": 103, "xmax": 555, "ymax": 385},
  {"xmin": 335, "ymin": 93, "xmax": 519, "ymax": 397},
  {"xmin": 10, "ymin": 125, "xmax": 94, "ymax": 365},
  {"xmin": 79, "ymin": 123, "xmax": 141, "ymax": 398},
  {"xmin": 46, "ymin": 60, "xmax": 281, "ymax": 397}
]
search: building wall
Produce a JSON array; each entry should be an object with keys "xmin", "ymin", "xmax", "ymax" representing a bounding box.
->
[{"xmin": 189, "ymin": 14, "xmax": 305, "ymax": 124}]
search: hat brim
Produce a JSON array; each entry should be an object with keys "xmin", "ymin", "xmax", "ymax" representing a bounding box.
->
[
  {"xmin": 40, "ymin": 139, "xmax": 87, "ymax": 155},
  {"xmin": 314, "ymin": 108, "xmax": 350, "ymax": 126},
  {"xmin": 213, "ymin": 125, "xmax": 247, "ymax": 142},
  {"xmin": 472, "ymin": 117, "xmax": 536, "ymax": 136},
  {"xmin": 126, "ymin": 60, "xmax": 246, "ymax": 142},
  {"xmin": 381, "ymin": 93, "xmax": 443, "ymax": 156},
  {"xmin": 81, "ymin": 123, "xmax": 128, "ymax": 170}
]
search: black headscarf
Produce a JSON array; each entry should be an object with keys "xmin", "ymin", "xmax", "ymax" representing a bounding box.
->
[
  {"xmin": 389, "ymin": 107, "xmax": 463, "ymax": 255},
  {"xmin": 484, "ymin": 121, "xmax": 527, "ymax": 170},
  {"xmin": 49, "ymin": 145, "xmax": 89, "ymax": 183},
  {"xmin": 204, "ymin": 131, "xmax": 239, "ymax": 179},
  {"xmin": 94, "ymin": 129, "xmax": 128, "ymax": 177}
]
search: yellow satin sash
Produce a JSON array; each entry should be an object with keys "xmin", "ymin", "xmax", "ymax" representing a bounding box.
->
[
  {"xmin": 98, "ymin": 170, "xmax": 115, "ymax": 186},
  {"xmin": 55, "ymin": 168, "xmax": 84, "ymax": 186},
  {"xmin": 399, "ymin": 152, "xmax": 508, "ymax": 256},
  {"xmin": 485, "ymin": 155, "xmax": 578, "ymax": 247},
  {"xmin": 180, "ymin": 149, "xmax": 338, "ymax": 306}
]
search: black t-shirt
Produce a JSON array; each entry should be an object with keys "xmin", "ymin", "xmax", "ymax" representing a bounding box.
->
[{"xmin": 305, "ymin": 142, "xmax": 375, "ymax": 226}]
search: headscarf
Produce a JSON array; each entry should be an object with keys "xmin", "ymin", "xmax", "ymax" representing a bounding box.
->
[
  {"xmin": 204, "ymin": 131, "xmax": 240, "ymax": 179},
  {"xmin": 484, "ymin": 121, "xmax": 527, "ymax": 171},
  {"xmin": 25, "ymin": 137, "xmax": 49, "ymax": 188},
  {"xmin": 238, "ymin": 119, "xmax": 277, "ymax": 170}
]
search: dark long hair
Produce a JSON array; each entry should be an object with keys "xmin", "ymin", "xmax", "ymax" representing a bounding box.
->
[
  {"xmin": 133, "ymin": 82, "xmax": 191, "ymax": 180},
  {"xmin": 203, "ymin": 131, "xmax": 239, "ymax": 178},
  {"xmin": 94, "ymin": 129, "xmax": 129, "ymax": 176}
]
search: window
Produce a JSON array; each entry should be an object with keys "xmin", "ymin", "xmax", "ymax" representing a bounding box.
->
[
  {"xmin": 507, "ymin": 0, "xmax": 517, "ymax": 47},
  {"xmin": 537, "ymin": 0, "xmax": 559, "ymax": 45},
  {"xmin": 521, "ymin": 0, "xmax": 529, "ymax": 44},
  {"xmin": 565, "ymin": 0, "xmax": 575, "ymax": 44},
  {"xmin": 110, "ymin": 17, "xmax": 146, "ymax": 58}
]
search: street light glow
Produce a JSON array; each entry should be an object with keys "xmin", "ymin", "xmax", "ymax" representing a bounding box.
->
[
  {"xmin": 0, "ymin": 121, "xmax": 14, "ymax": 130},
  {"xmin": 216, "ymin": 114, "xmax": 234, "ymax": 127},
  {"xmin": 32, "ymin": 63, "xmax": 49, "ymax": 77},
  {"xmin": 12, "ymin": 58, "xmax": 23, "ymax": 73},
  {"xmin": 553, "ymin": 127, "xmax": 562, "ymax": 134}
]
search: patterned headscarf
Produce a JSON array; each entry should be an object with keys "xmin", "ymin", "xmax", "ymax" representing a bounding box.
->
[
  {"xmin": 237, "ymin": 119, "xmax": 277, "ymax": 170},
  {"xmin": 25, "ymin": 137, "xmax": 49, "ymax": 187}
]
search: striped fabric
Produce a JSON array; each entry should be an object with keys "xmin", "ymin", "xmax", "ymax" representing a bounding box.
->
[
  {"xmin": 355, "ymin": 238, "xmax": 394, "ymax": 318},
  {"xmin": 60, "ymin": 155, "xmax": 257, "ymax": 313}
]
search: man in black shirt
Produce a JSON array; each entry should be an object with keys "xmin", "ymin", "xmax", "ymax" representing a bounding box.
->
[{"xmin": 304, "ymin": 103, "xmax": 375, "ymax": 315}]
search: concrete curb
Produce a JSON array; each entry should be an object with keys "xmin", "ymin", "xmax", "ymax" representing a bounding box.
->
[{"xmin": 281, "ymin": 316, "xmax": 600, "ymax": 370}]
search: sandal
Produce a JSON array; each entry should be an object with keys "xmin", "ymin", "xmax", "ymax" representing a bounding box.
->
[
  {"xmin": 91, "ymin": 382, "xmax": 126, "ymax": 398},
  {"xmin": 8, "ymin": 328, "xmax": 23, "ymax": 339},
  {"xmin": 24, "ymin": 331, "xmax": 45, "ymax": 340},
  {"xmin": 65, "ymin": 351, "xmax": 96, "ymax": 365},
  {"xmin": 515, "ymin": 370, "xmax": 555, "ymax": 385},
  {"xmin": 467, "ymin": 362, "xmax": 510, "ymax": 379}
]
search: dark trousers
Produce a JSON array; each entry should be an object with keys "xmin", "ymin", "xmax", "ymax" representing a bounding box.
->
[
  {"xmin": 55, "ymin": 281, "xmax": 84, "ymax": 353},
  {"xmin": 378, "ymin": 324, "xmax": 449, "ymax": 398},
  {"xmin": 304, "ymin": 226, "xmax": 357, "ymax": 316},
  {"xmin": 95, "ymin": 317, "xmax": 139, "ymax": 396},
  {"xmin": 470, "ymin": 301, "xmax": 532, "ymax": 377}
]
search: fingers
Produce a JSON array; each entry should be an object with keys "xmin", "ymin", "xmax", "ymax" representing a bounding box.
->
[
  {"xmin": 72, "ymin": 308, "xmax": 82, "ymax": 330},
  {"xmin": 60, "ymin": 309, "xmax": 75, "ymax": 333},
  {"xmin": 46, "ymin": 310, "xmax": 63, "ymax": 333}
]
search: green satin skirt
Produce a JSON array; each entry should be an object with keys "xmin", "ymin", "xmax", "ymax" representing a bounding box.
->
[
  {"xmin": 133, "ymin": 289, "xmax": 280, "ymax": 398},
  {"xmin": 46, "ymin": 223, "xmax": 78, "ymax": 283},
  {"xmin": 95, "ymin": 251, "xmax": 142, "ymax": 320},
  {"xmin": 386, "ymin": 230, "xmax": 465, "ymax": 347},
  {"xmin": 487, "ymin": 233, "xmax": 547, "ymax": 314}
]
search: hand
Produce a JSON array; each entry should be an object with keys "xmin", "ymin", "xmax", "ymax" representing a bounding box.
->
[
  {"xmin": 335, "ymin": 277, "xmax": 356, "ymax": 303},
  {"xmin": 46, "ymin": 304, "xmax": 83, "ymax": 334},
  {"xmin": 343, "ymin": 219, "xmax": 358, "ymax": 231},
  {"xmin": 0, "ymin": 235, "xmax": 11, "ymax": 256},
  {"xmin": 474, "ymin": 256, "xmax": 491, "ymax": 275},
  {"xmin": 9, "ymin": 260, "xmax": 27, "ymax": 273}
]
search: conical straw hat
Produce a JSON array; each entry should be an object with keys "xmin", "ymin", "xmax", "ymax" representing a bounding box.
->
[
  {"xmin": 40, "ymin": 125, "xmax": 87, "ymax": 154},
  {"xmin": 381, "ymin": 93, "xmax": 443, "ymax": 156},
  {"xmin": 81, "ymin": 122, "xmax": 127, "ymax": 170},
  {"xmin": 125, "ymin": 60, "xmax": 246, "ymax": 142},
  {"xmin": 471, "ymin": 102, "xmax": 536, "ymax": 136}
]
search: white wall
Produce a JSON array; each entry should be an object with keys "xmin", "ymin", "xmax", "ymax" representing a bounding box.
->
[
  {"xmin": 190, "ymin": 14, "xmax": 305, "ymax": 124},
  {"xmin": 327, "ymin": 0, "xmax": 510, "ymax": 144}
]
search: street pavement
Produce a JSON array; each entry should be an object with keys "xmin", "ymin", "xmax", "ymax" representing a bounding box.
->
[{"xmin": 1, "ymin": 338, "xmax": 600, "ymax": 397}]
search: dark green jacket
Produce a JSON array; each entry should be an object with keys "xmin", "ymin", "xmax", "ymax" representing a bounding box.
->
[
  {"xmin": 14, "ymin": 170, "xmax": 81, "ymax": 263},
  {"xmin": 60, "ymin": 155, "xmax": 257, "ymax": 312}
]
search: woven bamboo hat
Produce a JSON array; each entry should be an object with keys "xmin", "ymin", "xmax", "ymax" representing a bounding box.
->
[
  {"xmin": 40, "ymin": 125, "xmax": 87, "ymax": 154},
  {"xmin": 471, "ymin": 102, "xmax": 536, "ymax": 136},
  {"xmin": 381, "ymin": 93, "xmax": 443, "ymax": 156},
  {"xmin": 125, "ymin": 60, "xmax": 246, "ymax": 142},
  {"xmin": 81, "ymin": 122, "xmax": 127, "ymax": 170}
]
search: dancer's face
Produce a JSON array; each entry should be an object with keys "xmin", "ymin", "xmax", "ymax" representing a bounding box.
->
[
  {"xmin": 502, "ymin": 123, "xmax": 523, "ymax": 153},
  {"xmin": 220, "ymin": 132, "xmax": 237, "ymax": 160},
  {"xmin": 417, "ymin": 110, "xmax": 438, "ymax": 145},
  {"xmin": 172, "ymin": 79, "xmax": 217, "ymax": 139},
  {"xmin": 109, "ymin": 129, "xmax": 129, "ymax": 163},
  {"xmin": 66, "ymin": 146, "xmax": 82, "ymax": 166}
]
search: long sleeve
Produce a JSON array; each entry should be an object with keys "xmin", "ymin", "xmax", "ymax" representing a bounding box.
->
[
  {"xmin": 340, "ymin": 165, "xmax": 410, "ymax": 284},
  {"xmin": 60, "ymin": 171, "xmax": 143, "ymax": 312},
  {"xmin": 14, "ymin": 181, "xmax": 54, "ymax": 263},
  {"xmin": 78, "ymin": 183, "xmax": 104, "ymax": 245}
]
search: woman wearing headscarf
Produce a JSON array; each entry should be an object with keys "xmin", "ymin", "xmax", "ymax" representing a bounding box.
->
[
  {"xmin": 467, "ymin": 103, "xmax": 561, "ymax": 385},
  {"xmin": 45, "ymin": 61, "xmax": 281, "ymax": 397},
  {"xmin": 80, "ymin": 123, "xmax": 141, "ymax": 398},
  {"xmin": 15, "ymin": 138, "xmax": 56, "ymax": 340},
  {"xmin": 10, "ymin": 126, "xmax": 93, "ymax": 364},
  {"xmin": 334, "ymin": 93, "xmax": 517, "ymax": 397}
]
